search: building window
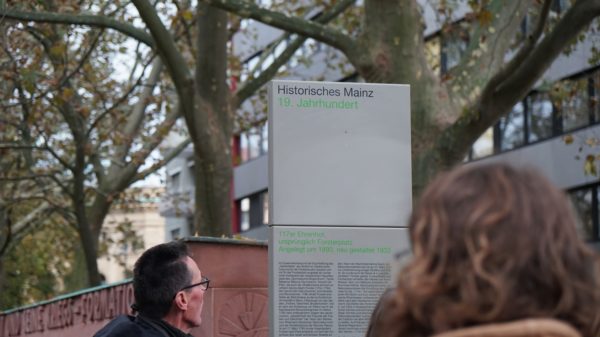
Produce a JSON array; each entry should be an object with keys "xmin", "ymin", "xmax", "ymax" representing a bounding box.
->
[
  {"xmin": 239, "ymin": 122, "xmax": 268, "ymax": 163},
  {"xmin": 240, "ymin": 198, "xmax": 250, "ymax": 231},
  {"xmin": 497, "ymin": 102, "xmax": 526, "ymax": 151},
  {"xmin": 568, "ymin": 185, "xmax": 599, "ymax": 242},
  {"xmin": 170, "ymin": 172, "xmax": 181, "ymax": 193},
  {"xmin": 527, "ymin": 92, "xmax": 554, "ymax": 142},
  {"xmin": 559, "ymin": 78, "xmax": 590, "ymax": 132},
  {"xmin": 237, "ymin": 190, "xmax": 269, "ymax": 232},
  {"xmin": 470, "ymin": 67, "xmax": 600, "ymax": 160},
  {"xmin": 263, "ymin": 191, "xmax": 269, "ymax": 225},
  {"xmin": 171, "ymin": 228, "xmax": 181, "ymax": 240}
]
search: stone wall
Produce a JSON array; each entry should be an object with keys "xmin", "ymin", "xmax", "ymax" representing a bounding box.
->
[{"xmin": 0, "ymin": 238, "xmax": 268, "ymax": 337}]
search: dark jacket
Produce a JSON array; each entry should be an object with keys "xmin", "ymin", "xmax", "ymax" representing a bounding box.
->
[{"xmin": 94, "ymin": 315, "xmax": 192, "ymax": 337}]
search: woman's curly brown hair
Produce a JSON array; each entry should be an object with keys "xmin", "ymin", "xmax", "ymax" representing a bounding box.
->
[{"xmin": 381, "ymin": 163, "xmax": 600, "ymax": 337}]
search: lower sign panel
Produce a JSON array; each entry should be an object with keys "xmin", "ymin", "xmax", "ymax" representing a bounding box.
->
[{"xmin": 269, "ymin": 226, "xmax": 410, "ymax": 337}]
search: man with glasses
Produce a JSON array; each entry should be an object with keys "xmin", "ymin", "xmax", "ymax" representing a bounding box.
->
[{"xmin": 94, "ymin": 241, "xmax": 210, "ymax": 337}]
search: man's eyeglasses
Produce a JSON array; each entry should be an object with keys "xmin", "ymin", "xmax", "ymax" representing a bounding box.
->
[{"xmin": 180, "ymin": 276, "xmax": 210, "ymax": 292}]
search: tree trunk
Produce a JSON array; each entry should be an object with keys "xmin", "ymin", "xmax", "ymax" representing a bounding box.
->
[
  {"xmin": 191, "ymin": 3, "xmax": 233, "ymax": 236},
  {"xmin": 74, "ymin": 176, "xmax": 102, "ymax": 286},
  {"xmin": 193, "ymin": 152, "xmax": 232, "ymax": 236},
  {"xmin": 71, "ymin": 121, "xmax": 101, "ymax": 285}
]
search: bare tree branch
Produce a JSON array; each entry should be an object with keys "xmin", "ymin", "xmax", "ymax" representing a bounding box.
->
[
  {"xmin": 0, "ymin": 206, "xmax": 12, "ymax": 257},
  {"xmin": 435, "ymin": 0, "xmax": 600, "ymax": 168},
  {"xmin": 234, "ymin": 115, "xmax": 267, "ymax": 134},
  {"xmin": 0, "ymin": 8, "xmax": 155, "ymax": 47},
  {"xmin": 11, "ymin": 202, "xmax": 49, "ymax": 234},
  {"xmin": 5, "ymin": 194, "xmax": 55, "ymax": 204},
  {"xmin": 0, "ymin": 143, "xmax": 73, "ymax": 173},
  {"xmin": 86, "ymin": 56, "xmax": 155, "ymax": 138},
  {"xmin": 0, "ymin": 118, "xmax": 21, "ymax": 129},
  {"xmin": 113, "ymin": 58, "xmax": 165, "ymax": 162},
  {"xmin": 446, "ymin": 0, "xmax": 530, "ymax": 109},
  {"xmin": 42, "ymin": 137, "xmax": 76, "ymax": 171},
  {"xmin": 133, "ymin": 137, "xmax": 191, "ymax": 183},
  {"xmin": 234, "ymin": 0, "xmax": 356, "ymax": 106},
  {"xmin": 4, "ymin": 206, "xmax": 65, "ymax": 254},
  {"xmin": 1, "ymin": 38, "xmax": 33, "ymax": 119},
  {"xmin": 173, "ymin": 0, "xmax": 195, "ymax": 48},
  {"xmin": 0, "ymin": 27, "xmax": 102, "ymax": 112},
  {"xmin": 61, "ymin": 29, "xmax": 104, "ymax": 86},
  {"xmin": 493, "ymin": 0, "xmax": 600, "ymax": 110},
  {"xmin": 234, "ymin": 36, "xmax": 303, "ymax": 106},
  {"xmin": 481, "ymin": 0, "xmax": 552, "ymax": 102},
  {"xmin": 127, "ymin": 42, "xmax": 145, "ymax": 86},
  {"xmin": 131, "ymin": 0, "xmax": 198, "ymax": 142},
  {"xmin": 105, "ymin": 102, "xmax": 181, "ymax": 193},
  {"xmin": 0, "ymin": 174, "xmax": 59, "ymax": 181},
  {"xmin": 201, "ymin": 0, "xmax": 356, "ymax": 55},
  {"xmin": 0, "ymin": 144, "xmax": 45, "ymax": 151},
  {"xmin": 89, "ymin": 151, "xmax": 106, "ymax": 187}
]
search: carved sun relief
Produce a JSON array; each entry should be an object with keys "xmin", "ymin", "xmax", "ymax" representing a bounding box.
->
[{"xmin": 218, "ymin": 292, "xmax": 268, "ymax": 337}]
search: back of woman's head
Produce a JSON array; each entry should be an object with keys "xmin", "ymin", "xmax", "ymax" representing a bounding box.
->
[{"xmin": 385, "ymin": 163, "xmax": 600, "ymax": 337}]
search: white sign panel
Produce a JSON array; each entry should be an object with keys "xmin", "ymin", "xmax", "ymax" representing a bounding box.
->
[
  {"xmin": 269, "ymin": 226, "xmax": 410, "ymax": 337},
  {"xmin": 268, "ymin": 80, "xmax": 411, "ymax": 227}
]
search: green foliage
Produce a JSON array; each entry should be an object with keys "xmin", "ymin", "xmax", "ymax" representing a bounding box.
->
[{"xmin": 0, "ymin": 219, "xmax": 77, "ymax": 310}]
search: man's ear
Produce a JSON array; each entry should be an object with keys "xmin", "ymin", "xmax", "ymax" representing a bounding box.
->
[{"xmin": 173, "ymin": 291, "xmax": 189, "ymax": 311}]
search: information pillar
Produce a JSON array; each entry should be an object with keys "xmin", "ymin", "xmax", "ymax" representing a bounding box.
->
[{"xmin": 269, "ymin": 80, "xmax": 412, "ymax": 337}]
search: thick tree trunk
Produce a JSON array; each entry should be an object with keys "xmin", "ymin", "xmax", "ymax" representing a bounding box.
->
[
  {"xmin": 63, "ymin": 106, "xmax": 101, "ymax": 286},
  {"xmin": 76, "ymin": 216, "xmax": 101, "ymax": 285},
  {"xmin": 87, "ymin": 195, "xmax": 113, "ymax": 238},
  {"xmin": 192, "ymin": 3, "xmax": 233, "ymax": 236},
  {"xmin": 73, "ymin": 174, "xmax": 101, "ymax": 286},
  {"xmin": 74, "ymin": 196, "xmax": 102, "ymax": 286},
  {"xmin": 193, "ymin": 152, "xmax": 232, "ymax": 236},
  {"xmin": 355, "ymin": 0, "xmax": 458, "ymax": 197},
  {"xmin": 411, "ymin": 147, "xmax": 454, "ymax": 199}
]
